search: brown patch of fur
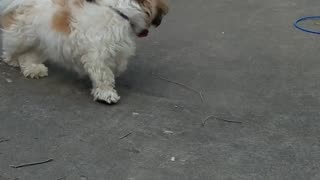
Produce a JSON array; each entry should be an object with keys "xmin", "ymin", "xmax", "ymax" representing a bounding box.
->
[
  {"xmin": 52, "ymin": 10, "xmax": 71, "ymax": 34},
  {"xmin": 1, "ymin": 11, "xmax": 17, "ymax": 29},
  {"xmin": 52, "ymin": 0, "xmax": 72, "ymax": 34},
  {"xmin": 157, "ymin": 0, "xmax": 169, "ymax": 15}
]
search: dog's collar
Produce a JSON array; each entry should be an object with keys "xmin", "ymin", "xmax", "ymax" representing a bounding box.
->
[
  {"xmin": 108, "ymin": 6, "xmax": 131, "ymax": 23},
  {"xmin": 108, "ymin": 6, "xmax": 149, "ymax": 38},
  {"xmin": 86, "ymin": 1, "xmax": 134, "ymax": 28},
  {"xmin": 86, "ymin": 0, "xmax": 130, "ymax": 22}
]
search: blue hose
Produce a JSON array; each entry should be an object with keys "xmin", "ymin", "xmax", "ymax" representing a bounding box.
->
[{"xmin": 294, "ymin": 16, "xmax": 320, "ymax": 35}]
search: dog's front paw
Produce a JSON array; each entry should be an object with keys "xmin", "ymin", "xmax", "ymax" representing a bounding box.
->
[
  {"xmin": 22, "ymin": 64, "xmax": 48, "ymax": 79},
  {"xmin": 91, "ymin": 87, "xmax": 120, "ymax": 104}
]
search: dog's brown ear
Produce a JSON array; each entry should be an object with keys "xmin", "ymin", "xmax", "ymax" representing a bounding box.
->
[
  {"xmin": 135, "ymin": 0, "xmax": 169, "ymax": 27},
  {"xmin": 152, "ymin": 0, "xmax": 169, "ymax": 27},
  {"xmin": 157, "ymin": 0, "xmax": 169, "ymax": 15}
]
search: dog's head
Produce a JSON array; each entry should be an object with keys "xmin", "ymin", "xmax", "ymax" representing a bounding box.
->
[
  {"xmin": 134, "ymin": 0, "xmax": 169, "ymax": 37},
  {"xmin": 136, "ymin": 0, "xmax": 169, "ymax": 27},
  {"xmin": 85, "ymin": 0, "xmax": 169, "ymax": 37}
]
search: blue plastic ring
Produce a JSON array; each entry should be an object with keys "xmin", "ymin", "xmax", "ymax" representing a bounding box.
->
[{"xmin": 294, "ymin": 16, "xmax": 320, "ymax": 35}]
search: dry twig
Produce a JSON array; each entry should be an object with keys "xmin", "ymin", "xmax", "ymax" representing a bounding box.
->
[
  {"xmin": 202, "ymin": 115, "xmax": 242, "ymax": 126},
  {"xmin": 10, "ymin": 159, "xmax": 53, "ymax": 168},
  {"xmin": 153, "ymin": 74, "xmax": 204, "ymax": 102},
  {"xmin": 119, "ymin": 132, "xmax": 132, "ymax": 140},
  {"xmin": 57, "ymin": 176, "xmax": 67, "ymax": 180},
  {"xmin": 152, "ymin": 74, "xmax": 242, "ymax": 127},
  {"xmin": 216, "ymin": 117, "xmax": 242, "ymax": 124},
  {"xmin": 202, "ymin": 115, "xmax": 214, "ymax": 127},
  {"xmin": 0, "ymin": 138, "xmax": 10, "ymax": 143}
]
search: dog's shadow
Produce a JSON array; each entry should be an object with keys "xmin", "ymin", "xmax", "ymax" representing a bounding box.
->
[
  {"xmin": 46, "ymin": 62, "xmax": 91, "ymax": 92},
  {"xmin": 46, "ymin": 62, "xmax": 136, "ymax": 101}
]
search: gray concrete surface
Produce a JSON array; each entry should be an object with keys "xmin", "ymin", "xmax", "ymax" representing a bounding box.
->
[{"xmin": 1, "ymin": 0, "xmax": 320, "ymax": 179}]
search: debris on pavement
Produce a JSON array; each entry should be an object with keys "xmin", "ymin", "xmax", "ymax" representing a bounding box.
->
[
  {"xmin": 125, "ymin": 147, "xmax": 140, "ymax": 154},
  {"xmin": 202, "ymin": 115, "xmax": 242, "ymax": 127},
  {"xmin": 10, "ymin": 159, "xmax": 53, "ymax": 168},
  {"xmin": 56, "ymin": 176, "xmax": 67, "ymax": 180},
  {"xmin": 5, "ymin": 78, "xmax": 12, "ymax": 83},
  {"xmin": 0, "ymin": 138, "xmax": 10, "ymax": 143},
  {"xmin": 163, "ymin": 130, "xmax": 174, "ymax": 134},
  {"xmin": 80, "ymin": 176, "xmax": 88, "ymax": 180},
  {"xmin": 153, "ymin": 74, "xmax": 204, "ymax": 102},
  {"xmin": 119, "ymin": 132, "xmax": 133, "ymax": 140},
  {"xmin": 170, "ymin": 157, "xmax": 176, "ymax": 162}
]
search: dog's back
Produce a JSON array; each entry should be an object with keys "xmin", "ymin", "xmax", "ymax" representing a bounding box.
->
[{"xmin": 0, "ymin": 0, "xmax": 26, "ymax": 15}]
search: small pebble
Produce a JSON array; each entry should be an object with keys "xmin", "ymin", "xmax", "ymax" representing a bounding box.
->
[
  {"xmin": 5, "ymin": 78, "xmax": 12, "ymax": 83},
  {"xmin": 170, "ymin": 157, "xmax": 176, "ymax": 161},
  {"xmin": 80, "ymin": 176, "xmax": 87, "ymax": 180},
  {"xmin": 164, "ymin": 130, "xmax": 174, "ymax": 134}
]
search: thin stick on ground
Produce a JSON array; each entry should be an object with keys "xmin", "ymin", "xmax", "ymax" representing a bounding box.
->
[
  {"xmin": 0, "ymin": 138, "xmax": 10, "ymax": 143},
  {"xmin": 202, "ymin": 115, "xmax": 242, "ymax": 126},
  {"xmin": 216, "ymin": 117, "xmax": 242, "ymax": 124},
  {"xmin": 57, "ymin": 176, "xmax": 67, "ymax": 180},
  {"xmin": 199, "ymin": 91, "xmax": 204, "ymax": 102},
  {"xmin": 10, "ymin": 159, "xmax": 53, "ymax": 168},
  {"xmin": 153, "ymin": 74, "xmax": 204, "ymax": 102},
  {"xmin": 119, "ymin": 132, "xmax": 132, "ymax": 140},
  {"xmin": 202, "ymin": 115, "xmax": 215, "ymax": 127}
]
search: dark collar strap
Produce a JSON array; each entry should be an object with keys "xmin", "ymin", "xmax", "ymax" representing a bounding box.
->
[
  {"xmin": 85, "ymin": 1, "xmax": 135, "ymax": 31},
  {"xmin": 108, "ymin": 6, "xmax": 130, "ymax": 22},
  {"xmin": 85, "ymin": 0, "xmax": 130, "ymax": 22}
]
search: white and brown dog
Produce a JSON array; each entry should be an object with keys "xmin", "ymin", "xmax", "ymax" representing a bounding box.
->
[{"xmin": 0, "ymin": 0, "xmax": 169, "ymax": 104}]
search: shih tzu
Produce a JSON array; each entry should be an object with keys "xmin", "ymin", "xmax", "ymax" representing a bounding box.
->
[{"xmin": 0, "ymin": 0, "xmax": 169, "ymax": 104}]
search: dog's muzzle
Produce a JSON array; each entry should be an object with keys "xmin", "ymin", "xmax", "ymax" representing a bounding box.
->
[
  {"xmin": 152, "ymin": 15, "xmax": 163, "ymax": 27},
  {"xmin": 138, "ymin": 29, "xmax": 149, "ymax": 38}
]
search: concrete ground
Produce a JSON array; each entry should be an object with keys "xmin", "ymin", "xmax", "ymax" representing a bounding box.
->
[{"xmin": 1, "ymin": 0, "xmax": 320, "ymax": 179}]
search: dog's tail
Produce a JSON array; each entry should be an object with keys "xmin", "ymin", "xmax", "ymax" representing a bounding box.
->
[{"xmin": 0, "ymin": 0, "xmax": 26, "ymax": 15}]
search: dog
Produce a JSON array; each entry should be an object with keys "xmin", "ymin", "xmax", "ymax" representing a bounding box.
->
[{"xmin": 0, "ymin": 0, "xmax": 169, "ymax": 104}]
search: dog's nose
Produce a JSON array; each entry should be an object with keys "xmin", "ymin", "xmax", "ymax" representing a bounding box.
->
[
  {"xmin": 138, "ymin": 29, "xmax": 149, "ymax": 37},
  {"xmin": 152, "ymin": 16, "xmax": 162, "ymax": 27}
]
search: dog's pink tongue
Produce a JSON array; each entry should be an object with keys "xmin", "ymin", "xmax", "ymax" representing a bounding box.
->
[{"xmin": 138, "ymin": 29, "xmax": 149, "ymax": 38}]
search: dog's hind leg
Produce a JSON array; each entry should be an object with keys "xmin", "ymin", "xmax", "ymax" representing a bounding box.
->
[
  {"xmin": 2, "ymin": 31, "xmax": 20, "ymax": 67},
  {"xmin": 2, "ymin": 24, "xmax": 40, "ymax": 70},
  {"xmin": 2, "ymin": 51, "xmax": 19, "ymax": 67},
  {"xmin": 17, "ymin": 51, "xmax": 48, "ymax": 79}
]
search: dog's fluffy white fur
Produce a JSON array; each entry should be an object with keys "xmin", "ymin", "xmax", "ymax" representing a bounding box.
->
[{"xmin": 1, "ymin": 0, "xmax": 168, "ymax": 104}]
